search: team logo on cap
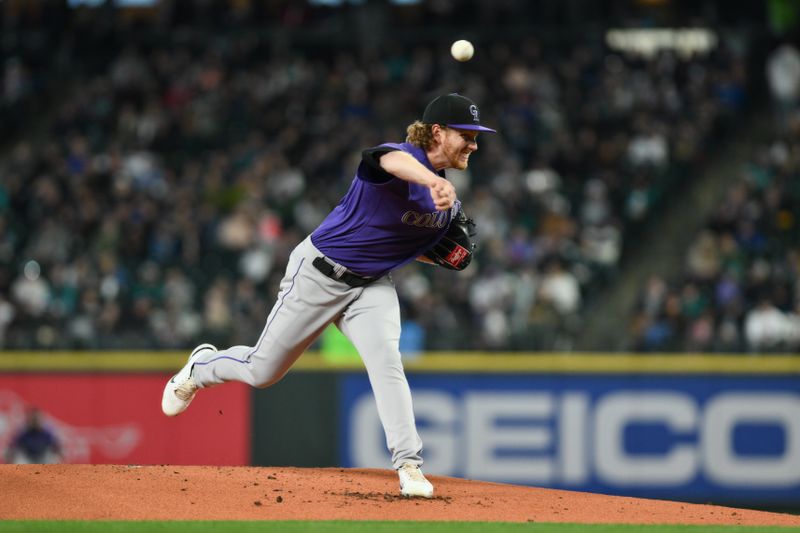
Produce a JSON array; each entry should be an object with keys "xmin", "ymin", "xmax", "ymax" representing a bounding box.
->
[{"xmin": 469, "ymin": 104, "xmax": 479, "ymax": 123}]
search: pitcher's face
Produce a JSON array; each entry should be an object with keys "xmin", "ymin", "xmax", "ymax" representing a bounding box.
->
[{"xmin": 441, "ymin": 127, "xmax": 479, "ymax": 170}]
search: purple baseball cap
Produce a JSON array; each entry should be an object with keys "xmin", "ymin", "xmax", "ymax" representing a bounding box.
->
[{"xmin": 422, "ymin": 93, "xmax": 497, "ymax": 133}]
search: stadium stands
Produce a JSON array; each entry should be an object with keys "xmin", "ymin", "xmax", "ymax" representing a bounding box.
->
[
  {"xmin": 628, "ymin": 107, "xmax": 800, "ymax": 352},
  {"xmin": 0, "ymin": 2, "xmax": 755, "ymax": 351}
]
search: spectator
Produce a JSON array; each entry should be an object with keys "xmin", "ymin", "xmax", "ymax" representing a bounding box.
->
[
  {"xmin": 744, "ymin": 297, "xmax": 791, "ymax": 352},
  {"xmin": 766, "ymin": 42, "xmax": 800, "ymax": 120},
  {"xmin": 538, "ymin": 258, "xmax": 581, "ymax": 316},
  {"xmin": 4, "ymin": 408, "xmax": 62, "ymax": 465},
  {"xmin": 685, "ymin": 230, "xmax": 721, "ymax": 281}
]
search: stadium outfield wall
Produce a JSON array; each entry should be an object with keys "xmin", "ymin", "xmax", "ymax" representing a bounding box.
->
[
  {"xmin": 1, "ymin": 352, "xmax": 798, "ymax": 508},
  {"xmin": 2, "ymin": 352, "xmax": 799, "ymax": 373}
]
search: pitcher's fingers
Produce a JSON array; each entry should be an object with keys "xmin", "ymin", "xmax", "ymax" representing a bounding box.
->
[{"xmin": 435, "ymin": 198, "xmax": 453, "ymax": 210}]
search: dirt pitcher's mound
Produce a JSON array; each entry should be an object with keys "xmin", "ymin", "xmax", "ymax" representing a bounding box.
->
[{"xmin": 3, "ymin": 464, "xmax": 799, "ymax": 526}]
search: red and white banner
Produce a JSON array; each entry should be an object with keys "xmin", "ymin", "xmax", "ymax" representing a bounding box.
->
[{"xmin": 0, "ymin": 374, "xmax": 250, "ymax": 465}]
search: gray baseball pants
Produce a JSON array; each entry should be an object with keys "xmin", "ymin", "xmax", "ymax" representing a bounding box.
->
[{"xmin": 190, "ymin": 236, "xmax": 423, "ymax": 469}]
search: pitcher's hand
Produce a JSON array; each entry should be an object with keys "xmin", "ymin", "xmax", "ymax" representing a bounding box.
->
[{"xmin": 429, "ymin": 177, "xmax": 456, "ymax": 211}]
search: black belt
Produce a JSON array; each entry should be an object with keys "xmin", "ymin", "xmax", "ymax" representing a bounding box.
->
[{"xmin": 312, "ymin": 257, "xmax": 375, "ymax": 288}]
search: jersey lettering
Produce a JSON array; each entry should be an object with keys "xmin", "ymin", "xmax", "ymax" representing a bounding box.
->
[{"xmin": 401, "ymin": 210, "xmax": 449, "ymax": 229}]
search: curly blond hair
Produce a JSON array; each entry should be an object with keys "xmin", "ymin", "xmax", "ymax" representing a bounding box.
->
[{"xmin": 406, "ymin": 121, "xmax": 436, "ymax": 150}]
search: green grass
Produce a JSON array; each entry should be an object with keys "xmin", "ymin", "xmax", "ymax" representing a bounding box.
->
[{"xmin": 1, "ymin": 522, "xmax": 798, "ymax": 533}]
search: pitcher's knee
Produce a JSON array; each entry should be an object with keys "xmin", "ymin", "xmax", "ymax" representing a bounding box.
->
[
  {"xmin": 363, "ymin": 348, "xmax": 404, "ymax": 373},
  {"xmin": 251, "ymin": 367, "xmax": 288, "ymax": 389},
  {"xmin": 378, "ymin": 346, "xmax": 403, "ymax": 363}
]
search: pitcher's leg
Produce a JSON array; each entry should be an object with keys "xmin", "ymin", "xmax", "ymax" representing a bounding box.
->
[
  {"xmin": 192, "ymin": 239, "xmax": 353, "ymax": 388},
  {"xmin": 338, "ymin": 278, "xmax": 423, "ymax": 468}
]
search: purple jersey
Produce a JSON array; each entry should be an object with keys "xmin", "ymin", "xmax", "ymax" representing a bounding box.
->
[{"xmin": 311, "ymin": 142, "xmax": 458, "ymax": 277}]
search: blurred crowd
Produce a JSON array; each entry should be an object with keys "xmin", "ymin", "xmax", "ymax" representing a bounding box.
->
[
  {"xmin": 1, "ymin": 6, "xmax": 749, "ymax": 351},
  {"xmin": 1, "ymin": 31, "xmax": 50, "ymax": 145},
  {"xmin": 629, "ymin": 106, "xmax": 800, "ymax": 353}
]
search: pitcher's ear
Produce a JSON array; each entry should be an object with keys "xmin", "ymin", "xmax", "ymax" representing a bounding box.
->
[{"xmin": 431, "ymin": 123, "xmax": 447, "ymax": 142}]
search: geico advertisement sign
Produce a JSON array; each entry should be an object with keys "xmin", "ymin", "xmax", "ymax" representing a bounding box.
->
[{"xmin": 347, "ymin": 388, "xmax": 800, "ymax": 489}]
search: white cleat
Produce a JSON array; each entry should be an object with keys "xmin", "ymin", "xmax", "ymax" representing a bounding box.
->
[
  {"xmin": 398, "ymin": 463, "xmax": 434, "ymax": 498},
  {"xmin": 161, "ymin": 343, "xmax": 216, "ymax": 417}
]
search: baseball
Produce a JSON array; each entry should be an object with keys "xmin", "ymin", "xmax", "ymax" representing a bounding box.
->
[{"xmin": 450, "ymin": 40, "xmax": 474, "ymax": 62}]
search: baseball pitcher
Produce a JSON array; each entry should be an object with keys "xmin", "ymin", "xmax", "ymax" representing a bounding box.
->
[{"xmin": 162, "ymin": 93, "xmax": 496, "ymax": 498}]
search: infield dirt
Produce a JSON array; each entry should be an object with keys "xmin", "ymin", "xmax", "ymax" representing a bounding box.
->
[{"xmin": 3, "ymin": 464, "xmax": 799, "ymax": 526}]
